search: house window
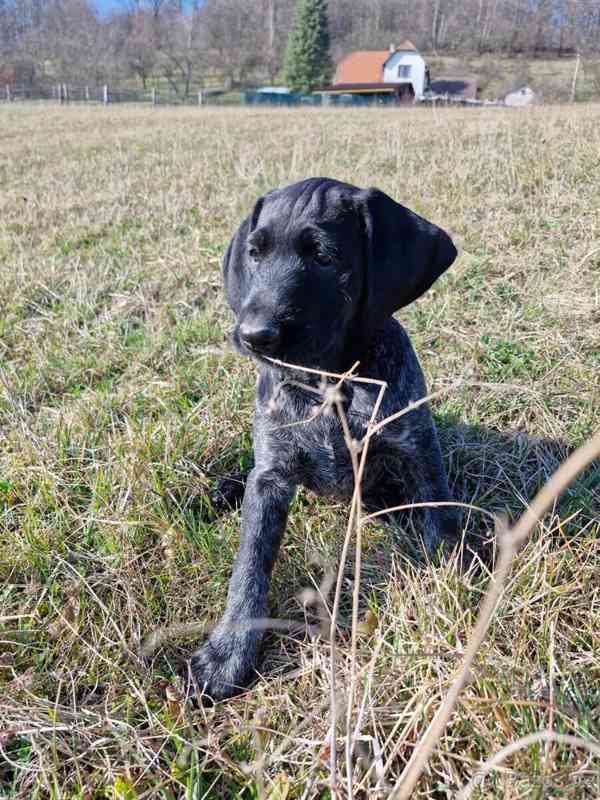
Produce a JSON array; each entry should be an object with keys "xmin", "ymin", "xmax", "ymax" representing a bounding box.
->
[{"xmin": 398, "ymin": 64, "xmax": 412, "ymax": 79}]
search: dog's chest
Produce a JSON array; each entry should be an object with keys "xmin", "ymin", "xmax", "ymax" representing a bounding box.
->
[
  {"xmin": 294, "ymin": 411, "xmax": 358, "ymax": 497},
  {"xmin": 262, "ymin": 378, "xmax": 386, "ymax": 499}
]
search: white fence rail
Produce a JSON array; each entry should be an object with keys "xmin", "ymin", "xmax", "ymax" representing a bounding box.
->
[{"xmin": 1, "ymin": 84, "xmax": 223, "ymax": 106}]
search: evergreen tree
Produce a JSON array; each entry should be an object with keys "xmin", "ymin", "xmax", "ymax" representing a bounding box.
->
[{"xmin": 284, "ymin": 0, "xmax": 333, "ymax": 94}]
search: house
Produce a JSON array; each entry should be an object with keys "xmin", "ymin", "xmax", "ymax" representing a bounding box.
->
[
  {"xmin": 502, "ymin": 86, "xmax": 537, "ymax": 107},
  {"xmin": 323, "ymin": 41, "xmax": 428, "ymax": 102}
]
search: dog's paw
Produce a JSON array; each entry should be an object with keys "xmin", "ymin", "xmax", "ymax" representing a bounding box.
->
[
  {"xmin": 423, "ymin": 506, "xmax": 462, "ymax": 555},
  {"xmin": 211, "ymin": 473, "xmax": 247, "ymax": 512},
  {"xmin": 187, "ymin": 634, "xmax": 257, "ymax": 703}
]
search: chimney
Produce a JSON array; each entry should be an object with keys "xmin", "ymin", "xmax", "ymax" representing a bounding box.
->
[{"xmin": 389, "ymin": 43, "xmax": 395, "ymax": 53}]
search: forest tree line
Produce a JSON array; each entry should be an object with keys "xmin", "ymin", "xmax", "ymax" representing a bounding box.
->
[{"xmin": 1, "ymin": 0, "xmax": 599, "ymax": 93}]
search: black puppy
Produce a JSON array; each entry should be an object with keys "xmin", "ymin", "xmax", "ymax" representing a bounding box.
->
[{"xmin": 189, "ymin": 177, "xmax": 459, "ymax": 701}]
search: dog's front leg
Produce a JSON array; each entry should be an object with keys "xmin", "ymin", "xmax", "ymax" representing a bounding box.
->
[{"xmin": 189, "ymin": 467, "xmax": 295, "ymax": 701}]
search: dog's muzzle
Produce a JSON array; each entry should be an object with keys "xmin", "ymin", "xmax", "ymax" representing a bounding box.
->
[{"xmin": 238, "ymin": 319, "xmax": 281, "ymax": 356}]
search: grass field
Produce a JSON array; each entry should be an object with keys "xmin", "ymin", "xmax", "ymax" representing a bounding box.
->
[{"xmin": 0, "ymin": 102, "xmax": 599, "ymax": 798}]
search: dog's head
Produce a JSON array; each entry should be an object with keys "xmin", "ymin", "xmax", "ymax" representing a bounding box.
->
[{"xmin": 223, "ymin": 177, "xmax": 456, "ymax": 372}]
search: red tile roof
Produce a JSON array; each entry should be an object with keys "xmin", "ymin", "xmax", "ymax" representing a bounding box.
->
[{"xmin": 334, "ymin": 51, "xmax": 390, "ymax": 85}]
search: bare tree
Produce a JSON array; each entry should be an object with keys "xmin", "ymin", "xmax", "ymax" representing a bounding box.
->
[
  {"xmin": 200, "ymin": 0, "xmax": 264, "ymax": 87},
  {"xmin": 1, "ymin": 0, "xmax": 599, "ymax": 94},
  {"xmin": 120, "ymin": 10, "xmax": 157, "ymax": 88},
  {"xmin": 155, "ymin": 0, "xmax": 203, "ymax": 96}
]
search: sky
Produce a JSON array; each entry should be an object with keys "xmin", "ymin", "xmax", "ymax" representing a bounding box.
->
[
  {"xmin": 93, "ymin": 0, "xmax": 126, "ymax": 17},
  {"xmin": 93, "ymin": 0, "xmax": 200, "ymax": 17}
]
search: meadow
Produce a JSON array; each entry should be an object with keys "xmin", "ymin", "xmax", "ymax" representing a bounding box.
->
[{"xmin": 0, "ymin": 102, "xmax": 599, "ymax": 798}]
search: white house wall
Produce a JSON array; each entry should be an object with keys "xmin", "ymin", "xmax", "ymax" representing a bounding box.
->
[
  {"xmin": 504, "ymin": 87, "xmax": 535, "ymax": 107},
  {"xmin": 383, "ymin": 51, "xmax": 426, "ymax": 97}
]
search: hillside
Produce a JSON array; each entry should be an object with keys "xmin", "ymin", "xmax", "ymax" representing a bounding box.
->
[{"xmin": 425, "ymin": 53, "xmax": 599, "ymax": 102}]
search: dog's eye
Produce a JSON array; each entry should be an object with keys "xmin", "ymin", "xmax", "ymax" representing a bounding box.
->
[
  {"xmin": 314, "ymin": 251, "xmax": 333, "ymax": 266},
  {"xmin": 248, "ymin": 246, "xmax": 260, "ymax": 261}
]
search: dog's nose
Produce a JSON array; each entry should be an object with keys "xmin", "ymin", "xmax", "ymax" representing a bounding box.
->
[{"xmin": 239, "ymin": 321, "xmax": 280, "ymax": 354}]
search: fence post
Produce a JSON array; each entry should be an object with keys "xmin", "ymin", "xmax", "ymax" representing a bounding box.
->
[
  {"xmin": 5, "ymin": 85, "xmax": 10, "ymax": 101},
  {"xmin": 570, "ymin": 53, "xmax": 580, "ymax": 103},
  {"xmin": 103, "ymin": 85, "xmax": 109, "ymax": 105},
  {"xmin": 85, "ymin": 86, "xmax": 90, "ymax": 102},
  {"xmin": 62, "ymin": 83, "xmax": 68, "ymax": 103},
  {"xmin": 198, "ymin": 90, "xmax": 203, "ymax": 106},
  {"xmin": 151, "ymin": 87, "xmax": 156, "ymax": 106}
]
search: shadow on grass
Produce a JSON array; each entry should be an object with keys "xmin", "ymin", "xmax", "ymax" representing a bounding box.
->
[
  {"xmin": 438, "ymin": 416, "xmax": 599, "ymax": 534},
  {"xmin": 192, "ymin": 415, "xmax": 598, "ymax": 556}
]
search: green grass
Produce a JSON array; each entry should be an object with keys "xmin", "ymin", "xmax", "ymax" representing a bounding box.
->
[{"xmin": 0, "ymin": 102, "xmax": 599, "ymax": 798}]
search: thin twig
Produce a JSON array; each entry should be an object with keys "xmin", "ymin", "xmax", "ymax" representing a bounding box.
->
[
  {"xmin": 367, "ymin": 378, "xmax": 463, "ymax": 437},
  {"xmin": 327, "ymin": 376, "xmax": 387, "ymax": 794},
  {"xmin": 265, "ymin": 355, "xmax": 387, "ymax": 389},
  {"xmin": 335, "ymin": 394, "xmax": 362, "ymax": 800},
  {"xmin": 362, "ymin": 500, "xmax": 497, "ymax": 524}
]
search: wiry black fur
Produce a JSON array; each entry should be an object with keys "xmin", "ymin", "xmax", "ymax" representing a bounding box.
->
[{"xmin": 188, "ymin": 178, "xmax": 459, "ymax": 701}]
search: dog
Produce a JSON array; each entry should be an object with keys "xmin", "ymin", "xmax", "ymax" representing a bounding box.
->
[{"xmin": 188, "ymin": 177, "xmax": 459, "ymax": 701}]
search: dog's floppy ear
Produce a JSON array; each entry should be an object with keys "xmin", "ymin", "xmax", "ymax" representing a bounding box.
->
[
  {"xmin": 222, "ymin": 197, "xmax": 264, "ymax": 316},
  {"xmin": 356, "ymin": 187, "xmax": 456, "ymax": 338}
]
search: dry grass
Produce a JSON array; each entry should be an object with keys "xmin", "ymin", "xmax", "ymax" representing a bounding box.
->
[{"xmin": 0, "ymin": 102, "xmax": 599, "ymax": 798}]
